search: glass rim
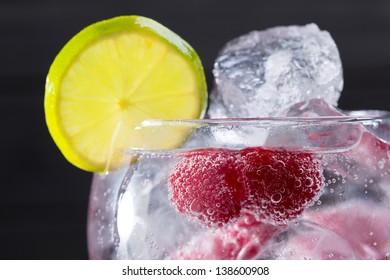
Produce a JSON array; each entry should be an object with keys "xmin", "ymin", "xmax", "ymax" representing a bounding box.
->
[{"xmin": 138, "ymin": 110, "xmax": 390, "ymax": 128}]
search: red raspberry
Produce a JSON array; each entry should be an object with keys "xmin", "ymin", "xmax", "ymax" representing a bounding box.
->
[
  {"xmin": 169, "ymin": 148, "xmax": 245, "ymax": 227},
  {"xmin": 240, "ymin": 147, "xmax": 324, "ymax": 224},
  {"xmin": 169, "ymin": 147, "xmax": 324, "ymax": 227},
  {"xmin": 173, "ymin": 212, "xmax": 285, "ymax": 260}
]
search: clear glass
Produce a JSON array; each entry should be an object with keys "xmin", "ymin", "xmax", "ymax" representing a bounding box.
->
[{"xmin": 87, "ymin": 112, "xmax": 390, "ymax": 260}]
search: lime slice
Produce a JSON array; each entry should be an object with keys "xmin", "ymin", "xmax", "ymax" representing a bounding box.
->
[{"xmin": 44, "ymin": 16, "xmax": 208, "ymax": 172}]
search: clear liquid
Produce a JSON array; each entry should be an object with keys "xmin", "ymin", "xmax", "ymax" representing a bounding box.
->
[{"xmin": 88, "ymin": 131, "xmax": 390, "ymax": 260}]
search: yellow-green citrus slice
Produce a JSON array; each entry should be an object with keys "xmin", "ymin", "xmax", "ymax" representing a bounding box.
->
[{"xmin": 44, "ymin": 15, "xmax": 208, "ymax": 172}]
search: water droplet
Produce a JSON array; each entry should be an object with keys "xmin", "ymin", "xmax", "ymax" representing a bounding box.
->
[
  {"xmin": 271, "ymin": 193, "xmax": 282, "ymax": 204},
  {"xmin": 329, "ymin": 188, "xmax": 334, "ymax": 193},
  {"xmin": 369, "ymin": 232, "xmax": 374, "ymax": 236},
  {"xmin": 207, "ymin": 208, "xmax": 215, "ymax": 215},
  {"xmin": 353, "ymin": 174, "xmax": 358, "ymax": 180}
]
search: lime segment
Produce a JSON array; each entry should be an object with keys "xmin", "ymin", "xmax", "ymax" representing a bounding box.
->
[{"xmin": 44, "ymin": 16, "xmax": 207, "ymax": 172}]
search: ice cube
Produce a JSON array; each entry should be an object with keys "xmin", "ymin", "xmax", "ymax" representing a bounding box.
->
[
  {"xmin": 115, "ymin": 154, "xmax": 197, "ymax": 259},
  {"xmin": 263, "ymin": 221, "xmax": 356, "ymax": 260},
  {"xmin": 208, "ymin": 23, "xmax": 343, "ymax": 118},
  {"xmin": 264, "ymin": 99, "xmax": 362, "ymax": 152}
]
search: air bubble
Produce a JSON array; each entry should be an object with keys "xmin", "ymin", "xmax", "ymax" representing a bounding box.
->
[
  {"xmin": 329, "ymin": 188, "xmax": 334, "ymax": 194},
  {"xmin": 189, "ymin": 199, "xmax": 203, "ymax": 216},
  {"xmin": 271, "ymin": 193, "xmax": 282, "ymax": 204},
  {"xmin": 305, "ymin": 177, "xmax": 314, "ymax": 187},
  {"xmin": 294, "ymin": 180, "xmax": 302, "ymax": 188},
  {"xmin": 275, "ymin": 160, "xmax": 285, "ymax": 168},
  {"xmin": 378, "ymin": 159, "xmax": 385, "ymax": 169},
  {"xmin": 207, "ymin": 208, "xmax": 215, "ymax": 215}
]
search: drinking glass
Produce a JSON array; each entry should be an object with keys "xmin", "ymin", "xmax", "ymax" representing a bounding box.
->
[{"xmin": 87, "ymin": 112, "xmax": 390, "ymax": 260}]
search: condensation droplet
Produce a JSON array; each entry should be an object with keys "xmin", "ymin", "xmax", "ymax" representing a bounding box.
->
[{"xmin": 329, "ymin": 188, "xmax": 334, "ymax": 193}]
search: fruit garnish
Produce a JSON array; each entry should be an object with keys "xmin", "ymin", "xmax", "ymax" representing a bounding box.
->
[
  {"xmin": 169, "ymin": 147, "xmax": 324, "ymax": 227},
  {"xmin": 44, "ymin": 15, "xmax": 208, "ymax": 172},
  {"xmin": 174, "ymin": 212, "xmax": 285, "ymax": 260},
  {"xmin": 240, "ymin": 147, "xmax": 324, "ymax": 225},
  {"xmin": 169, "ymin": 148, "xmax": 245, "ymax": 227}
]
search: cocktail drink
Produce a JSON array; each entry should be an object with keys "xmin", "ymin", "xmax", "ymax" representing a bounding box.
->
[
  {"xmin": 87, "ymin": 113, "xmax": 390, "ymax": 260},
  {"xmin": 44, "ymin": 16, "xmax": 390, "ymax": 260}
]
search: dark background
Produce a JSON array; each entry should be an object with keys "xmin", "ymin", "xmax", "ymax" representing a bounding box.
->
[{"xmin": 1, "ymin": 0, "xmax": 390, "ymax": 259}]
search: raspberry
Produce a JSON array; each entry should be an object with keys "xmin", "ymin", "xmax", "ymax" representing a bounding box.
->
[
  {"xmin": 169, "ymin": 147, "xmax": 324, "ymax": 227},
  {"xmin": 240, "ymin": 147, "xmax": 324, "ymax": 224},
  {"xmin": 169, "ymin": 148, "xmax": 245, "ymax": 227},
  {"xmin": 173, "ymin": 212, "xmax": 285, "ymax": 260}
]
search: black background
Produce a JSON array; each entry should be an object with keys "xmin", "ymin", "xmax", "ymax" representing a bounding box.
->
[{"xmin": 1, "ymin": 0, "xmax": 390, "ymax": 259}]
